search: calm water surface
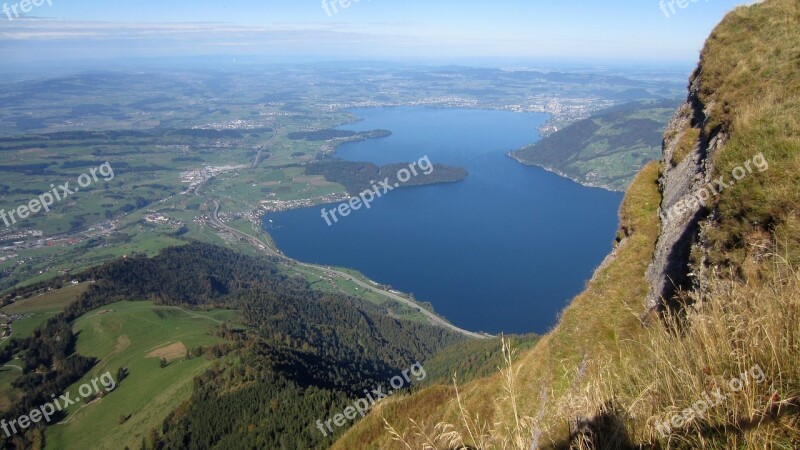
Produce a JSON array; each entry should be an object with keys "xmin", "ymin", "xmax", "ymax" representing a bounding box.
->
[{"xmin": 266, "ymin": 107, "xmax": 623, "ymax": 334}]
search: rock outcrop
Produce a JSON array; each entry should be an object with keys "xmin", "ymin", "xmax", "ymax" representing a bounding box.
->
[{"xmin": 645, "ymin": 68, "xmax": 728, "ymax": 310}]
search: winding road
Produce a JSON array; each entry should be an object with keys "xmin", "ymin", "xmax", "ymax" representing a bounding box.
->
[{"xmin": 210, "ymin": 200, "xmax": 488, "ymax": 339}]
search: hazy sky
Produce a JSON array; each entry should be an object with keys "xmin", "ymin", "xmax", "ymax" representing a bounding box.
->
[{"xmin": 0, "ymin": 0, "xmax": 756, "ymax": 67}]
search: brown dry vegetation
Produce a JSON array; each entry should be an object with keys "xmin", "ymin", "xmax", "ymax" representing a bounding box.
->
[
  {"xmin": 670, "ymin": 126, "xmax": 700, "ymax": 167},
  {"xmin": 332, "ymin": 162, "xmax": 664, "ymax": 449},
  {"xmin": 331, "ymin": 1, "xmax": 800, "ymax": 448},
  {"xmin": 700, "ymin": 0, "xmax": 800, "ymax": 272},
  {"xmin": 146, "ymin": 342, "xmax": 187, "ymax": 362}
]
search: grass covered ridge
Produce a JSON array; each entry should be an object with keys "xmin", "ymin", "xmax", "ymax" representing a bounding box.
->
[
  {"xmin": 698, "ymin": 0, "xmax": 800, "ymax": 273},
  {"xmin": 332, "ymin": 161, "xmax": 664, "ymax": 449},
  {"xmin": 512, "ymin": 100, "xmax": 678, "ymax": 191},
  {"xmin": 332, "ymin": 1, "xmax": 800, "ymax": 448},
  {"xmin": 44, "ymin": 301, "xmax": 236, "ymax": 450}
]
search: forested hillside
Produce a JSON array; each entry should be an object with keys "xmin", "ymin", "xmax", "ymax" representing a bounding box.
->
[
  {"xmin": 305, "ymin": 160, "xmax": 468, "ymax": 195},
  {"xmin": 0, "ymin": 242, "xmax": 464, "ymax": 449},
  {"xmin": 511, "ymin": 99, "xmax": 679, "ymax": 190}
]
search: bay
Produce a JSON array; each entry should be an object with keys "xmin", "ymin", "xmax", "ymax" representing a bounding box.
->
[{"xmin": 266, "ymin": 107, "xmax": 623, "ymax": 334}]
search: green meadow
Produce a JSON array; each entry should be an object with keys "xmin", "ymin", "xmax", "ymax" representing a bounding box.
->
[{"xmin": 44, "ymin": 301, "xmax": 241, "ymax": 450}]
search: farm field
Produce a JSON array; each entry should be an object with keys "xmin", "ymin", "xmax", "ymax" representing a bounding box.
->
[{"xmin": 44, "ymin": 301, "xmax": 241, "ymax": 450}]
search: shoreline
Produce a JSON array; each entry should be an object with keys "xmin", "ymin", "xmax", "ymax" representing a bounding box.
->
[
  {"xmin": 505, "ymin": 151, "xmax": 624, "ymax": 193},
  {"xmin": 213, "ymin": 201, "xmax": 489, "ymax": 340},
  {"xmin": 259, "ymin": 109, "xmax": 610, "ymax": 336}
]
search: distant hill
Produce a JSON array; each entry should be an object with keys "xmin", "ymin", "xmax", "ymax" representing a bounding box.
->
[
  {"xmin": 511, "ymin": 99, "xmax": 681, "ymax": 191},
  {"xmin": 305, "ymin": 160, "xmax": 468, "ymax": 195}
]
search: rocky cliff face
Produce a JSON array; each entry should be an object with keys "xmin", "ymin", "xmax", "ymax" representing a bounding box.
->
[{"xmin": 645, "ymin": 68, "xmax": 729, "ymax": 310}]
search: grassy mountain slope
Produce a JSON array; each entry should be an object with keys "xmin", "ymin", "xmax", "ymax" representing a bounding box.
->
[
  {"xmin": 45, "ymin": 302, "xmax": 236, "ymax": 450},
  {"xmin": 0, "ymin": 242, "xmax": 466, "ymax": 450},
  {"xmin": 417, "ymin": 334, "xmax": 539, "ymax": 388},
  {"xmin": 331, "ymin": 161, "xmax": 664, "ymax": 449},
  {"xmin": 332, "ymin": 1, "xmax": 800, "ymax": 448},
  {"xmin": 511, "ymin": 99, "xmax": 679, "ymax": 191}
]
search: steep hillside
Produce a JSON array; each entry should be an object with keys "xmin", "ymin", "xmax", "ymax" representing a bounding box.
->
[
  {"xmin": 332, "ymin": 1, "xmax": 800, "ymax": 448},
  {"xmin": 510, "ymin": 99, "xmax": 680, "ymax": 191},
  {"xmin": 0, "ymin": 243, "xmax": 465, "ymax": 449}
]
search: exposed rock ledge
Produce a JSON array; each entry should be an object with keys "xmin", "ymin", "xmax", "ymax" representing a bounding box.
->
[{"xmin": 645, "ymin": 68, "xmax": 728, "ymax": 311}]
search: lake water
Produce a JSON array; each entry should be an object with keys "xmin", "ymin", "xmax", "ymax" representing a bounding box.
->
[{"xmin": 266, "ymin": 107, "xmax": 623, "ymax": 334}]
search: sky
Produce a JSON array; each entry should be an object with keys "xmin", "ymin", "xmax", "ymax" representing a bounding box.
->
[{"xmin": 0, "ymin": 0, "xmax": 757, "ymax": 68}]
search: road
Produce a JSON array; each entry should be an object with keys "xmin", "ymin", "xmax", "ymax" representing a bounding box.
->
[
  {"xmin": 251, "ymin": 130, "xmax": 277, "ymax": 168},
  {"xmin": 210, "ymin": 201, "xmax": 487, "ymax": 339}
]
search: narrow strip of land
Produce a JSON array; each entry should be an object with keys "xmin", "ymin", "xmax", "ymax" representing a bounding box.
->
[
  {"xmin": 251, "ymin": 130, "xmax": 277, "ymax": 168},
  {"xmin": 209, "ymin": 200, "xmax": 488, "ymax": 339}
]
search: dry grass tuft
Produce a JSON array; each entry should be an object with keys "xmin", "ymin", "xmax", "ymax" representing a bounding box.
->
[
  {"xmin": 384, "ymin": 337, "xmax": 549, "ymax": 450},
  {"xmin": 333, "ymin": 2, "xmax": 800, "ymax": 448},
  {"xmin": 579, "ymin": 252, "xmax": 800, "ymax": 449},
  {"xmin": 670, "ymin": 126, "xmax": 701, "ymax": 167},
  {"xmin": 700, "ymin": 0, "xmax": 800, "ymax": 272}
]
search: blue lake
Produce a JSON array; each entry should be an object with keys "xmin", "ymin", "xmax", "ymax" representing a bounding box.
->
[{"xmin": 266, "ymin": 107, "xmax": 623, "ymax": 334}]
